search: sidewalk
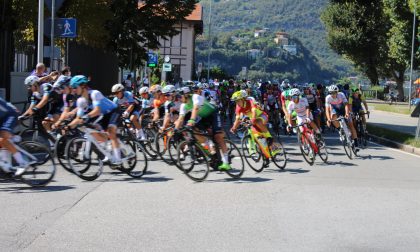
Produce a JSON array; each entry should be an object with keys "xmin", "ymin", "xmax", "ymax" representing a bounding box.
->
[{"xmin": 368, "ymin": 110, "xmax": 418, "ymax": 136}]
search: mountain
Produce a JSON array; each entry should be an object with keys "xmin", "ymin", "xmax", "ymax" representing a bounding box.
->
[{"xmin": 198, "ymin": 0, "xmax": 353, "ymax": 77}]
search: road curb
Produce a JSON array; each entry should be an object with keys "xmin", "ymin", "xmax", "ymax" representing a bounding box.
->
[{"xmin": 368, "ymin": 133, "xmax": 420, "ymax": 156}]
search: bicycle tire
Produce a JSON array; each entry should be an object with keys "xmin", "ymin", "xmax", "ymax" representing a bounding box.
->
[
  {"xmin": 298, "ymin": 133, "xmax": 315, "ymax": 166},
  {"xmin": 66, "ymin": 137, "xmax": 103, "ymax": 181},
  {"xmin": 54, "ymin": 135, "xmax": 74, "ymax": 173},
  {"xmin": 20, "ymin": 129, "xmax": 52, "ymax": 151},
  {"xmin": 144, "ymin": 128, "xmax": 158, "ymax": 157},
  {"xmin": 119, "ymin": 139, "xmax": 148, "ymax": 178},
  {"xmin": 168, "ymin": 134, "xmax": 184, "ymax": 170},
  {"xmin": 177, "ymin": 140, "xmax": 209, "ymax": 182},
  {"xmin": 18, "ymin": 141, "xmax": 56, "ymax": 187},
  {"xmin": 241, "ymin": 135, "xmax": 264, "ymax": 172},
  {"xmin": 224, "ymin": 140, "xmax": 245, "ymax": 179},
  {"xmin": 317, "ymin": 136, "xmax": 329, "ymax": 163},
  {"xmin": 343, "ymin": 139, "xmax": 353, "ymax": 160},
  {"xmin": 155, "ymin": 131, "xmax": 174, "ymax": 165},
  {"xmin": 270, "ymin": 137, "xmax": 287, "ymax": 170}
]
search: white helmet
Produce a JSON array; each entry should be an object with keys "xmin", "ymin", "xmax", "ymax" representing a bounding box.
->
[
  {"xmin": 24, "ymin": 76, "xmax": 39, "ymax": 87},
  {"xmin": 111, "ymin": 83, "xmax": 125, "ymax": 93},
  {"xmin": 139, "ymin": 87, "xmax": 149, "ymax": 95},
  {"xmin": 202, "ymin": 83, "xmax": 209, "ymax": 89},
  {"xmin": 328, "ymin": 85, "xmax": 339, "ymax": 93},
  {"xmin": 290, "ymin": 88, "xmax": 301, "ymax": 97},
  {"xmin": 162, "ymin": 85, "xmax": 176, "ymax": 94},
  {"xmin": 179, "ymin": 87, "xmax": 192, "ymax": 95},
  {"xmin": 150, "ymin": 85, "xmax": 162, "ymax": 93}
]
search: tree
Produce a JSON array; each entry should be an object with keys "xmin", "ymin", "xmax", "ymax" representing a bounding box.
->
[
  {"xmin": 382, "ymin": 0, "xmax": 419, "ymax": 100},
  {"xmin": 321, "ymin": 0, "xmax": 389, "ymax": 86},
  {"xmin": 0, "ymin": 0, "xmax": 15, "ymax": 99}
]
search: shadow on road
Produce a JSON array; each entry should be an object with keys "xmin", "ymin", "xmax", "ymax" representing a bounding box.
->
[
  {"xmin": 0, "ymin": 184, "xmax": 76, "ymax": 193},
  {"xmin": 357, "ymin": 154, "xmax": 394, "ymax": 161},
  {"xmin": 206, "ymin": 176, "xmax": 273, "ymax": 183},
  {"xmin": 319, "ymin": 161, "xmax": 358, "ymax": 167}
]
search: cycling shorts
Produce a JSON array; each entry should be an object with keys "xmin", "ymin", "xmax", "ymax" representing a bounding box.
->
[
  {"xmin": 196, "ymin": 111, "xmax": 223, "ymax": 133},
  {"xmin": 92, "ymin": 109, "xmax": 120, "ymax": 131},
  {"xmin": 296, "ymin": 114, "xmax": 313, "ymax": 125}
]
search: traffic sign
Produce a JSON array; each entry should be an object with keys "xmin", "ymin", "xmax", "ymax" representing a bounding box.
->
[
  {"xmin": 45, "ymin": 18, "xmax": 77, "ymax": 38},
  {"xmin": 163, "ymin": 63, "xmax": 172, "ymax": 72},
  {"xmin": 148, "ymin": 53, "xmax": 158, "ymax": 68},
  {"xmin": 45, "ymin": 0, "xmax": 66, "ymax": 14}
]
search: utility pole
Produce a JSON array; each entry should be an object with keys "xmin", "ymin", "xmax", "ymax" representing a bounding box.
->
[
  {"xmin": 37, "ymin": 0, "xmax": 44, "ymax": 63},
  {"xmin": 207, "ymin": 0, "xmax": 212, "ymax": 82},
  {"xmin": 409, "ymin": 0, "xmax": 416, "ymax": 110},
  {"xmin": 50, "ymin": 0, "xmax": 55, "ymax": 70}
]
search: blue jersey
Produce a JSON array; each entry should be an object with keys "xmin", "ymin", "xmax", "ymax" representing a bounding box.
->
[
  {"xmin": 113, "ymin": 91, "xmax": 135, "ymax": 109},
  {"xmin": 76, "ymin": 90, "xmax": 117, "ymax": 117}
]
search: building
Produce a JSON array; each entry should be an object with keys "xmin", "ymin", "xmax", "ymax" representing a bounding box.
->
[
  {"xmin": 274, "ymin": 32, "xmax": 289, "ymax": 46},
  {"xmin": 156, "ymin": 4, "xmax": 203, "ymax": 82},
  {"xmin": 283, "ymin": 44, "xmax": 297, "ymax": 55},
  {"xmin": 247, "ymin": 49, "xmax": 262, "ymax": 59},
  {"xmin": 254, "ymin": 29, "xmax": 268, "ymax": 38}
]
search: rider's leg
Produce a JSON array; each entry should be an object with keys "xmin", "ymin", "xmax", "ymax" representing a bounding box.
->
[{"xmin": 331, "ymin": 114, "xmax": 340, "ymax": 129}]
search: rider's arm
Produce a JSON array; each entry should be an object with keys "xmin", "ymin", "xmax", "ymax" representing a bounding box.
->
[
  {"xmin": 34, "ymin": 93, "xmax": 49, "ymax": 110},
  {"xmin": 175, "ymin": 115, "xmax": 184, "ymax": 129}
]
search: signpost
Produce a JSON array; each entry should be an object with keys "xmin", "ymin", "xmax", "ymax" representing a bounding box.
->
[
  {"xmin": 163, "ymin": 63, "xmax": 172, "ymax": 72},
  {"xmin": 45, "ymin": 18, "xmax": 77, "ymax": 38},
  {"xmin": 147, "ymin": 52, "xmax": 158, "ymax": 68}
]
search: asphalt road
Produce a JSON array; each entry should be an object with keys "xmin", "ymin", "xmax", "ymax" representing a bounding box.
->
[
  {"xmin": 1, "ymin": 135, "xmax": 420, "ymax": 251},
  {"xmin": 368, "ymin": 110, "xmax": 418, "ymax": 136}
]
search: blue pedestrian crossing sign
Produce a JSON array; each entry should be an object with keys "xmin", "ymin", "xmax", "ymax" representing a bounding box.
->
[
  {"xmin": 58, "ymin": 18, "xmax": 77, "ymax": 38},
  {"xmin": 147, "ymin": 53, "xmax": 158, "ymax": 68}
]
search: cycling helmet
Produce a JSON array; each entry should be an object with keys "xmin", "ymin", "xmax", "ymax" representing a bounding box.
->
[
  {"xmin": 139, "ymin": 87, "xmax": 149, "ymax": 95},
  {"xmin": 179, "ymin": 87, "xmax": 192, "ymax": 95},
  {"xmin": 351, "ymin": 87, "xmax": 360, "ymax": 93},
  {"xmin": 241, "ymin": 84, "xmax": 247, "ymax": 90},
  {"xmin": 53, "ymin": 75, "xmax": 72, "ymax": 89},
  {"xmin": 284, "ymin": 79, "xmax": 290, "ymax": 84},
  {"xmin": 231, "ymin": 90, "xmax": 247, "ymax": 101},
  {"xmin": 70, "ymin": 75, "xmax": 89, "ymax": 88},
  {"xmin": 162, "ymin": 85, "xmax": 176, "ymax": 94},
  {"xmin": 328, "ymin": 85, "xmax": 339, "ymax": 93},
  {"xmin": 209, "ymin": 82, "xmax": 215, "ymax": 89},
  {"xmin": 24, "ymin": 76, "xmax": 40, "ymax": 87},
  {"xmin": 202, "ymin": 83, "xmax": 209, "ymax": 89},
  {"xmin": 150, "ymin": 85, "xmax": 162, "ymax": 93},
  {"xmin": 290, "ymin": 88, "xmax": 301, "ymax": 97},
  {"xmin": 247, "ymin": 82, "xmax": 253, "ymax": 89},
  {"xmin": 111, "ymin": 83, "xmax": 125, "ymax": 93}
]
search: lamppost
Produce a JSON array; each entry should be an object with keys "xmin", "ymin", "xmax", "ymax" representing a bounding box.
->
[
  {"xmin": 207, "ymin": 0, "xmax": 212, "ymax": 82},
  {"xmin": 37, "ymin": 0, "xmax": 44, "ymax": 63},
  {"xmin": 409, "ymin": 0, "xmax": 417, "ymax": 110}
]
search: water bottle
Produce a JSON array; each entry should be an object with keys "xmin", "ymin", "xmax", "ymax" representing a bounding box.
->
[{"xmin": 208, "ymin": 140, "xmax": 216, "ymax": 155}]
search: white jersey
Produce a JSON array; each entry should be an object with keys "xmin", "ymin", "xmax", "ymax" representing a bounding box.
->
[
  {"xmin": 288, "ymin": 98, "xmax": 309, "ymax": 117},
  {"xmin": 325, "ymin": 92, "xmax": 347, "ymax": 109}
]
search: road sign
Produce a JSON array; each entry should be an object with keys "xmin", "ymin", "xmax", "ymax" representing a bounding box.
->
[
  {"xmin": 163, "ymin": 63, "xmax": 172, "ymax": 72},
  {"xmin": 148, "ymin": 53, "xmax": 158, "ymax": 68},
  {"xmin": 164, "ymin": 55, "xmax": 171, "ymax": 63},
  {"xmin": 45, "ymin": 0, "xmax": 66, "ymax": 14},
  {"xmin": 45, "ymin": 18, "xmax": 77, "ymax": 38}
]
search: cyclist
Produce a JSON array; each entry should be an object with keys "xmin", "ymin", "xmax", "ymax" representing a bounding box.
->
[
  {"xmin": 325, "ymin": 85, "xmax": 358, "ymax": 148},
  {"xmin": 52, "ymin": 75, "xmax": 77, "ymax": 129},
  {"xmin": 175, "ymin": 86, "xmax": 231, "ymax": 171},
  {"xmin": 68, "ymin": 75, "xmax": 122, "ymax": 165},
  {"xmin": 349, "ymin": 87, "xmax": 369, "ymax": 130},
  {"xmin": 137, "ymin": 87, "xmax": 152, "ymax": 140},
  {"xmin": 20, "ymin": 76, "xmax": 51, "ymax": 119},
  {"xmin": 112, "ymin": 83, "xmax": 143, "ymax": 140},
  {"xmin": 230, "ymin": 90, "xmax": 274, "ymax": 148},
  {"xmin": 42, "ymin": 75, "xmax": 66, "ymax": 134},
  {"xmin": 161, "ymin": 85, "xmax": 177, "ymax": 131},
  {"xmin": 151, "ymin": 85, "xmax": 165, "ymax": 123},
  {"xmin": 287, "ymin": 88, "xmax": 321, "ymax": 138},
  {"xmin": 303, "ymin": 86, "xmax": 321, "ymax": 128},
  {"xmin": 0, "ymin": 97, "xmax": 30, "ymax": 176}
]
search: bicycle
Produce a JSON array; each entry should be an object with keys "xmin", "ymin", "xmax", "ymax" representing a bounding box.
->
[
  {"xmin": 291, "ymin": 122, "xmax": 328, "ymax": 166},
  {"xmin": 176, "ymin": 127, "xmax": 245, "ymax": 182},
  {"xmin": 237, "ymin": 120, "xmax": 287, "ymax": 172},
  {"xmin": 65, "ymin": 119, "xmax": 147, "ymax": 181},
  {"xmin": 0, "ymin": 138, "xmax": 56, "ymax": 187},
  {"xmin": 18, "ymin": 114, "xmax": 56, "ymax": 151},
  {"xmin": 330, "ymin": 116, "xmax": 356, "ymax": 160},
  {"xmin": 353, "ymin": 111, "xmax": 369, "ymax": 149}
]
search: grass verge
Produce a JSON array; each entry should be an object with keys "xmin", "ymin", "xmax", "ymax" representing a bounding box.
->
[
  {"xmin": 367, "ymin": 124, "xmax": 420, "ymax": 148},
  {"xmin": 368, "ymin": 103, "xmax": 413, "ymax": 115}
]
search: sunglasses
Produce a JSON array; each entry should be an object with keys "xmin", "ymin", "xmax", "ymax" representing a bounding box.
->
[{"xmin": 292, "ymin": 95, "xmax": 299, "ymax": 99}]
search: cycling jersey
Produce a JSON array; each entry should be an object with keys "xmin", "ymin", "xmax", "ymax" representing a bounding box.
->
[
  {"xmin": 288, "ymin": 97, "xmax": 313, "ymax": 125},
  {"xmin": 235, "ymin": 97, "xmax": 265, "ymax": 119},
  {"xmin": 349, "ymin": 94, "xmax": 366, "ymax": 112},
  {"xmin": 179, "ymin": 94, "xmax": 216, "ymax": 118},
  {"xmin": 112, "ymin": 91, "xmax": 136, "ymax": 109},
  {"xmin": 47, "ymin": 88, "xmax": 64, "ymax": 116},
  {"xmin": 76, "ymin": 90, "xmax": 117, "ymax": 117},
  {"xmin": 63, "ymin": 93, "xmax": 75, "ymax": 108},
  {"xmin": 326, "ymin": 92, "xmax": 348, "ymax": 116}
]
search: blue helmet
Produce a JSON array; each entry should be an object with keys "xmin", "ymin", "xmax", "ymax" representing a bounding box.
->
[{"xmin": 70, "ymin": 75, "xmax": 89, "ymax": 88}]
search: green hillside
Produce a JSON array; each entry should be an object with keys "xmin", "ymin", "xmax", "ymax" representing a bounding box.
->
[{"xmin": 199, "ymin": 0, "xmax": 353, "ymax": 77}]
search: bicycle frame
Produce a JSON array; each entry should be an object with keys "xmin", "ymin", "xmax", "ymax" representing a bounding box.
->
[{"xmin": 297, "ymin": 123, "xmax": 319, "ymax": 154}]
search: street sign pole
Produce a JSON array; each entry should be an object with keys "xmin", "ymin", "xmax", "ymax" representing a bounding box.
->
[
  {"xmin": 37, "ymin": 0, "xmax": 44, "ymax": 63},
  {"xmin": 50, "ymin": 0, "xmax": 55, "ymax": 69}
]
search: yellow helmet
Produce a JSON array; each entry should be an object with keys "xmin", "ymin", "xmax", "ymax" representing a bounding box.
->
[{"xmin": 231, "ymin": 90, "xmax": 247, "ymax": 101}]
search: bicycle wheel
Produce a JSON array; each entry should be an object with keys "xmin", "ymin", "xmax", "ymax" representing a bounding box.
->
[
  {"xmin": 20, "ymin": 129, "xmax": 52, "ymax": 151},
  {"xmin": 358, "ymin": 122, "xmax": 368, "ymax": 149},
  {"xmin": 120, "ymin": 140, "xmax": 147, "ymax": 178},
  {"xmin": 155, "ymin": 131, "xmax": 174, "ymax": 165},
  {"xmin": 143, "ymin": 128, "xmax": 158, "ymax": 158},
  {"xmin": 343, "ymin": 138, "xmax": 353, "ymax": 160},
  {"xmin": 177, "ymin": 140, "xmax": 209, "ymax": 182},
  {"xmin": 18, "ymin": 141, "xmax": 56, "ymax": 187},
  {"xmin": 225, "ymin": 140, "xmax": 245, "ymax": 179},
  {"xmin": 54, "ymin": 135, "xmax": 73, "ymax": 173},
  {"xmin": 241, "ymin": 135, "xmax": 264, "ymax": 172},
  {"xmin": 298, "ymin": 133, "xmax": 315, "ymax": 166},
  {"xmin": 317, "ymin": 136, "xmax": 329, "ymax": 163},
  {"xmin": 168, "ymin": 133, "xmax": 184, "ymax": 170},
  {"xmin": 270, "ymin": 137, "xmax": 287, "ymax": 170},
  {"xmin": 66, "ymin": 137, "xmax": 103, "ymax": 181}
]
